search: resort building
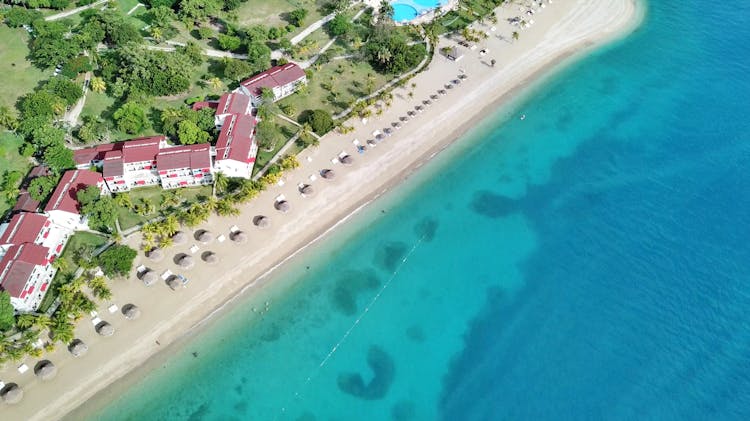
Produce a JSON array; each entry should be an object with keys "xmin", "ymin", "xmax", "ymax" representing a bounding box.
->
[
  {"xmin": 12, "ymin": 166, "xmax": 52, "ymax": 214},
  {"xmin": 156, "ymin": 144, "xmax": 214, "ymax": 189},
  {"xmin": 214, "ymin": 91, "xmax": 253, "ymax": 127},
  {"xmin": 44, "ymin": 169, "xmax": 108, "ymax": 231},
  {"xmin": 239, "ymin": 63, "xmax": 307, "ymax": 105},
  {"xmin": 214, "ymin": 113, "xmax": 258, "ymax": 178},
  {"xmin": 74, "ymin": 136, "xmax": 214, "ymax": 191},
  {"xmin": 0, "ymin": 212, "xmax": 72, "ymax": 312}
]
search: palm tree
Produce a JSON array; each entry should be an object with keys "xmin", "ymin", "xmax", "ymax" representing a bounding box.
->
[
  {"xmin": 0, "ymin": 105, "xmax": 18, "ymax": 130},
  {"xmin": 90, "ymin": 77, "xmax": 106, "ymax": 94},
  {"xmin": 213, "ymin": 172, "xmax": 228, "ymax": 197},
  {"xmin": 34, "ymin": 315, "xmax": 52, "ymax": 330},
  {"xmin": 512, "ymin": 31, "xmax": 520, "ymax": 41},
  {"xmin": 215, "ymin": 198, "xmax": 240, "ymax": 216},
  {"xmin": 163, "ymin": 215, "xmax": 180, "ymax": 236},
  {"xmin": 88, "ymin": 276, "xmax": 112, "ymax": 300},
  {"xmin": 159, "ymin": 236, "xmax": 174, "ymax": 249},
  {"xmin": 150, "ymin": 26, "xmax": 164, "ymax": 42},
  {"xmin": 160, "ymin": 190, "xmax": 181, "ymax": 209},
  {"xmin": 16, "ymin": 314, "xmax": 36, "ymax": 330},
  {"xmin": 114, "ymin": 192, "xmax": 133, "ymax": 209},
  {"xmin": 207, "ymin": 77, "xmax": 223, "ymax": 91},
  {"xmin": 52, "ymin": 257, "xmax": 70, "ymax": 273}
]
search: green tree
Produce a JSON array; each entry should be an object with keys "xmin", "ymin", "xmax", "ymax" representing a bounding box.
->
[
  {"xmin": 217, "ymin": 34, "xmax": 242, "ymax": 51},
  {"xmin": 76, "ymin": 116, "xmax": 107, "ymax": 144},
  {"xmin": 176, "ymin": 120, "xmax": 210, "ymax": 144},
  {"xmin": 246, "ymin": 42, "xmax": 272, "ymax": 73},
  {"xmin": 45, "ymin": 78, "xmax": 84, "ymax": 107},
  {"xmin": 77, "ymin": 186, "xmax": 117, "ymax": 232},
  {"xmin": 4, "ymin": 7, "xmax": 43, "ymax": 28},
  {"xmin": 287, "ymin": 8, "xmax": 308, "ymax": 27},
  {"xmin": 20, "ymin": 90, "xmax": 65, "ymax": 120},
  {"xmin": 28, "ymin": 176, "xmax": 59, "ymax": 202},
  {"xmin": 255, "ymin": 120, "xmax": 281, "ymax": 151},
  {"xmin": 96, "ymin": 245, "xmax": 137, "ymax": 277},
  {"xmin": 1, "ymin": 171, "xmax": 22, "ymax": 202},
  {"xmin": 304, "ymin": 109, "xmax": 335, "ymax": 135},
  {"xmin": 213, "ymin": 171, "xmax": 228, "ymax": 197},
  {"xmin": 0, "ymin": 106, "xmax": 19, "ymax": 131},
  {"xmin": 43, "ymin": 142, "xmax": 76, "ymax": 173},
  {"xmin": 149, "ymin": 5, "xmax": 176, "ymax": 29},
  {"xmin": 114, "ymin": 102, "xmax": 149, "ymax": 134},
  {"xmin": 178, "ymin": 0, "xmax": 222, "ymax": 23},
  {"xmin": 178, "ymin": 41, "xmax": 204, "ymax": 66},
  {"xmin": 0, "ymin": 292, "xmax": 14, "ymax": 331},
  {"xmin": 223, "ymin": 58, "xmax": 253, "ymax": 80},
  {"xmin": 327, "ymin": 13, "xmax": 352, "ymax": 37},
  {"xmin": 90, "ymin": 77, "xmax": 106, "ymax": 94}
]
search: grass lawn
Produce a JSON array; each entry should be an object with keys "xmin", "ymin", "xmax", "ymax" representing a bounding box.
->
[
  {"xmin": 38, "ymin": 231, "xmax": 109, "ymax": 312},
  {"xmin": 234, "ymin": 0, "xmax": 326, "ymax": 37},
  {"xmin": 116, "ymin": 185, "xmax": 212, "ymax": 230},
  {"xmin": 0, "ymin": 133, "xmax": 32, "ymax": 216},
  {"xmin": 0, "ymin": 26, "xmax": 49, "ymax": 109},
  {"xmin": 277, "ymin": 59, "xmax": 390, "ymax": 122}
]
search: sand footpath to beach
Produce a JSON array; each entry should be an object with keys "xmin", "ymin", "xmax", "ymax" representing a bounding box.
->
[{"xmin": 0, "ymin": 1, "xmax": 641, "ymax": 419}]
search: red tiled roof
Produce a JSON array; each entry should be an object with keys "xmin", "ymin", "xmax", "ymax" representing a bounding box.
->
[
  {"xmin": 0, "ymin": 243, "xmax": 49, "ymax": 298},
  {"xmin": 215, "ymin": 114, "xmax": 256, "ymax": 163},
  {"xmin": 73, "ymin": 143, "xmax": 121, "ymax": 166},
  {"xmin": 156, "ymin": 144, "xmax": 212, "ymax": 172},
  {"xmin": 121, "ymin": 136, "xmax": 164, "ymax": 164},
  {"xmin": 216, "ymin": 93, "xmax": 251, "ymax": 116},
  {"xmin": 240, "ymin": 63, "xmax": 305, "ymax": 97},
  {"xmin": 0, "ymin": 212, "xmax": 48, "ymax": 245},
  {"xmin": 103, "ymin": 150, "xmax": 125, "ymax": 178},
  {"xmin": 192, "ymin": 101, "xmax": 219, "ymax": 111},
  {"xmin": 44, "ymin": 169, "xmax": 104, "ymax": 215},
  {"xmin": 12, "ymin": 167, "xmax": 52, "ymax": 213}
]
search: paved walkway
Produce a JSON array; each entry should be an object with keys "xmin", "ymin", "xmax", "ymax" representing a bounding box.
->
[
  {"xmin": 45, "ymin": 0, "xmax": 107, "ymax": 21},
  {"xmin": 290, "ymin": 13, "xmax": 336, "ymax": 45},
  {"xmin": 62, "ymin": 72, "xmax": 90, "ymax": 127}
]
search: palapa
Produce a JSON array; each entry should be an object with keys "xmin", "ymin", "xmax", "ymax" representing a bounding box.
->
[
  {"xmin": 1, "ymin": 384, "xmax": 23, "ymax": 404},
  {"xmin": 122, "ymin": 304, "xmax": 141, "ymax": 320},
  {"xmin": 300, "ymin": 185, "xmax": 314, "ymax": 195},
  {"xmin": 178, "ymin": 255, "xmax": 195, "ymax": 269},
  {"xmin": 172, "ymin": 231, "xmax": 187, "ymax": 244},
  {"xmin": 231, "ymin": 231, "xmax": 249, "ymax": 243},
  {"xmin": 141, "ymin": 270, "xmax": 157, "ymax": 286},
  {"xmin": 275, "ymin": 200, "xmax": 291, "ymax": 212},
  {"xmin": 68, "ymin": 340, "xmax": 88, "ymax": 357},
  {"xmin": 203, "ymin": 252, "xmax": 218, "ymax": 264},
  {"xmin": 339, "ymin": 155, "xmax": 353, "ymax": 165},
  {"xmin": 168, "ymin": 277, "xmax": 182, "ymax": 290},
  {"xmin": 147, "ymin": 248, "xmax": 163, "ymax": 262},
  {"xmin": 197, "ymin": 231, "xmax": 214, "ymax": 244},
  {"xmin": 96, "ymin": 321, "xmax": 115, "ymax": 337},
  {"xmin": 35, "ymin": 361, "xmax": 57, "ymax": 381},
  {"xmin": 321, "ymin": 169, "xmax": 336, "ymax": 179}
]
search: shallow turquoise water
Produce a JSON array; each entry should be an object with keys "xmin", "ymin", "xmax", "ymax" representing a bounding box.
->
[{"xmin": 88, "ymin": 0, "xmax": 750, "ymax": 419}]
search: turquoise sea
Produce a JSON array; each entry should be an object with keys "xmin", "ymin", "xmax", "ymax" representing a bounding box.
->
[{"xmin": 86, "ymin": 0, "xmax": 750, "ymax": 419}]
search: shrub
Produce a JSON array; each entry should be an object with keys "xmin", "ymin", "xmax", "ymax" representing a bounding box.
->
[{"xmin": 303, "ymin": 109, "xmax": 334, "ymax": 135}]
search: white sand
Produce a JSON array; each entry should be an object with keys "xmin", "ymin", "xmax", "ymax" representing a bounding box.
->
[{"xmin": 0, "ymin": 1, "xmax": 643, "ymax": 419}]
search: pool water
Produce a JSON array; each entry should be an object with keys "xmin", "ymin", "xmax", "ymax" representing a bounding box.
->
[
  {"xmin": 391, "ymin": 0, "xmax": 449, "ymax": 23},
  {"xmin": 392, "ymin": 3, "xmax": 418, "ymax": 22}
]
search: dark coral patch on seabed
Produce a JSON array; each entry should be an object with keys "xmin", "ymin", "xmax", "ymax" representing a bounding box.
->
[{"xmin": 337, "ymin": 345, "xmax": 395, "ymax": 400}]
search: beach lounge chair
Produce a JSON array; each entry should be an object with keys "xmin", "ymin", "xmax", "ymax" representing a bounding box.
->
[
  {"xmin": 91, "ymin": 317, "xmax": 101, "ymax": 326},
  {"xmin": 309, "ymin": 174, "xmax": 317, "ymax": 182},
  {"xmin": 136, "ymin": 264, "xmax": 146, "ymax": 274},
  {"xmin": 17, "ymin": 364, "xmax": 28, "ymax": 374},
  {"xmin": 276, "ymin": 194, "xmax": 286, "ymax": 202},
  {"xmin": 161, "ymin": 269, "xmax": 173, "ymax": 280},
  {"xmin": 0, "ymin": 381, "xmax": 5, "ymax": 389},
  {"xmin": 189, "ymin": 244, "xmax": 200, "ymax": 254},
  {"xmin": 230, "ymin": 225, "xmax": 240, "ymax": 233},
  {"xmin": 108, "ymin": 304, "xmax": 118, "ymax": 314},
  {"xmin": 217, "ymin": 234, "xmax": 226, "ymax": 243},
  {"xmin": 277, "ymin": 179, "xmax": 285, "ymax": 186}
]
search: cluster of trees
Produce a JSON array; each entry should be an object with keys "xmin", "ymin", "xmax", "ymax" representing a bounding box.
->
[
  {"xmin": 96, "ymin": 245, "xmax": 137, "ymax": 277},
  {"xmin": 77, "ymin": 185, "xmax": 117, "ymax": 233},
  {"xmin": 160, "ymin": 106, "xmax": 216, "ymax": 144},
  {"xmin": 3, "ymin": 0, "xmax": 71, "ymax": 10}
]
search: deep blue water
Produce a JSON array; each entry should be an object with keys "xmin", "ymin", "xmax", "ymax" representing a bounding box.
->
[{"xmin": 87, "ymin": 0, "xmax": 750, "ymax": 419}]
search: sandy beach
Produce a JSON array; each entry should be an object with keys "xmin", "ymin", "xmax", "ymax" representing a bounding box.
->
[{"xmin": 0, "ymin": 1, "xmax": 642, "ymax": 419}]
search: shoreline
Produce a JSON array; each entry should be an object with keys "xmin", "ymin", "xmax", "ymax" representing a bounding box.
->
[{"xmin": 1, "ymin": 1, "xmax": 644, "ymax": 419}]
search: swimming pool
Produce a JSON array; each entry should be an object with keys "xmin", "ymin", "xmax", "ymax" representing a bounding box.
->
[{"xmin": 391, "ymin": 0, "xmax": 449, "ymax": 23}]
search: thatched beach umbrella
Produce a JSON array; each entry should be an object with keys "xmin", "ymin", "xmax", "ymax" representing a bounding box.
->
[
  {"xmin": 231, "ymin": 231, "xmax": 248, "ymax": 243},
  {"xmin": 1, "ymin": 384, "xmax": 23, "ymax": 404},
  {"xmin": 384, "ymin": 127, "xmax": 393, "ymax": 135},
  {"xmin": 141, "ymin": 270, "xmax": 157, "ymax": 286},
  {"xmin": 35, "ymin": 361, "xmax": 57, "ymax": 381},
  {"xmin": 392, "ymin": 121, "xmax": 402, "ymax": 129},
  {"xmin": 321, "ymin": 169, "xmax": 335, "ymax": 180},
  {"xmin": 197, "ymin": 230, "xmax": 214, "ymax": 244},
  {"xmin": 438, "ymin": 89, "xmax": 447, "ymax": 95},
  {"xmin": 299, "ymin": 184, "xmax": 314, "ymax": 195},
  {"xmin": 452, "ymin": 78, "xmax": 461, "ymax": 85},
  {"xmin": 172, "ymin": 231, "xmax": 187, "ymax": 244},
  {"xmin": 68, "ymin": 340, "xmax": 88, "ymax": 357},
  {"xmin": 423, "ymin": 99, "xmax": 432, "ymax": 106},
  {"xmin": 122, "ymin": 304, "xmax": 141, "ymax": 320},
  {"xmin": 147, "ymin": 248, "xmax": 163, "ymax": 262},
  {"xmin": 202, "ymin": 252, "xmax": 218, "ymax": 264},
  {"xmin": 339, "ymin": 155, "xmax": 353, "ymax": 165},
  {"xmin": 400, "ymin": 115, "xmax": 409, "ymax": 122},
  {"xmin": 275, "ymin": 200, "xmax": 291, "ymax": 213},
  {"xmin": 415, "ymin": 105, "xmax": 424, "ymax": 112},
  {"xmin": 168, "ymin": 277, "xmax": 181, "ymax": 290},
  {"xmin": 96, "ymin": 321, "xmax": 114, "ymax": 337},
  {"xmin": 430, "ymin": 94, "xmax": 439, "ymax": 100},
  {"xmin": 458, "ymin": 73, "xmax": 468, "ymax": 80},
  {"xmin": 253, "ymin": 215, "xmax": 270, "ymax": 228},
  {"xmin": 407, "ymin": 110, "xmax": 416, "ymax": 117},
  {"xmin": 375, "ymin": 133, "xmax": 385, "ymax": 141},
  {"xmin": 178, "ymin": 255, "xmax": 194, "ymax": 269}
]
